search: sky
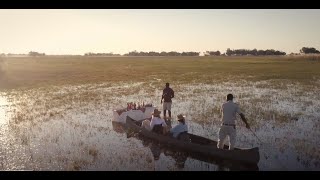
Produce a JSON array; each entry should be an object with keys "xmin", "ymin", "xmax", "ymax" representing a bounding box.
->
[{"xmin": 0, "ymin": 9, "xmax": 320, "ymax": 55}]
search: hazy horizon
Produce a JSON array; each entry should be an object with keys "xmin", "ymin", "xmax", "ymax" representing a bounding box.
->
[{"xmin": 1, "ymin": 9, "xmax": 320, "ymax": 55}]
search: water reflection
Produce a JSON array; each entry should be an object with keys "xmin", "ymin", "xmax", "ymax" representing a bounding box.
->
[
  {"xmin": 112, "ymin": 121, "xmax": 259, "ymax": 171},
  {"xmin": 1, "ymin": 81, "xmax": 319, "ymax": 170},
  {"xmin": 142, "ymin": 138, "xmax": 188, "ymax": 169}
]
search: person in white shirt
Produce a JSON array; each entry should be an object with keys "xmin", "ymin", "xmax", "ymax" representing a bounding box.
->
[
  {"xmin": 141, "ymin": 119, "xmax": 151, "ymax": 131},
  {"xmin": 150, "ymin": 109, "xmax": 168, "ymax": 134},
  {"xmin": 217, "ymin": 94, "xmax": 250, "ymax": 150},
  {"xmin": 170, "ymin": 114, "xmax": 188, "ymax": 138}
]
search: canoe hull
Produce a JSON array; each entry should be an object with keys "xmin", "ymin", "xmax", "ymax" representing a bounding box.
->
[{"xmin": 126, "ymin": 116, "xmax": 260, "ymax": 165}]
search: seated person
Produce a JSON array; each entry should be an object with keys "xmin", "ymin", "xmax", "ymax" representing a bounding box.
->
[
  {"xmin": 142, "ymin": 119, "xmax": 151, "ymax": 131},
  {"xmin": 150, "ymin": 109, "xmax": 168, "ymax": 134},
  {"xmin": 170, "ymin": 114, "xmax": 188, "ymax": 139}
]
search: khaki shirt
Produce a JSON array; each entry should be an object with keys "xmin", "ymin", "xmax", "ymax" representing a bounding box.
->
[{"xmin": 221, "ymin": 100, "xmax": 242, "ymax": 124}]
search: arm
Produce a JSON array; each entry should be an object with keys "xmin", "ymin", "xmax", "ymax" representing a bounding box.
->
[
  {"xmin": 161, "ymin": 119, "xmax": 169, "ymax": 134},
  {"xmin": 161, "ymin": 119, "xmax": 168, "ymax": 127},
  {"xmin": 170, "ymin": 124, "xmax": 178, "ymax": 133},
  {"xmin": 150, "ymin": 119, "xmax": 155, "ymax": 130},
  {"xmin": 219, "ymin": 105, "xmax": 223, "ymax": 119},
  {"xmin": 239, "ymin": 113, "xmax": 250, "ymax": 129},
  {"xmin": 161, "ymin": 89, "xmax": 165, "ymax": 104},
  {"xmin": 236, "ymin": 105, "xmax": 250, "ymax": 129}
]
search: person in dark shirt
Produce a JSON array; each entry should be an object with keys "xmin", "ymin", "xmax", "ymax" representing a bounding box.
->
[{"xmin": 161, "ymin": 82, "xmax": 174, "ymax": 119}]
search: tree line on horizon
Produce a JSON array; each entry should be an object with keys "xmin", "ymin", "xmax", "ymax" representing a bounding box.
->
[
  {"xmin": 0, "ymin": 47, "xmax": 319, "ymax": 57},
  {"xmin": 86, "ymin": 47, "xmax": 320, "ymax": 56},
  {"xmin": 123, "ymin": 51, "xmax": 200, "ymax": 56},
  {"xmin": 84, "ymin": 52, "xmax": 121, "ymax": 56},
  {"xmin": 225, "ymin": 48, "xmax": 286, "ymax": 56},
  {"xmin": 81, "ymin": 47, "xmax": 320, "ymax": 57}
]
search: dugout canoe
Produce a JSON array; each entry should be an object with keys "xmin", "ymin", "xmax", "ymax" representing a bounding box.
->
[{"xmin": 126, "ymin": 116, "xmax": 260, "ymax": 165}]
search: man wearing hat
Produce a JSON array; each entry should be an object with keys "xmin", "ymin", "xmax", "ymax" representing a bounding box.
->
[
  {"xmin": 150, "ymin": 109, "xmax": 168, "ymax": 134},
  {"xmin": 170, "ymin": 114, "xmax": 188, "ymax": 138}
]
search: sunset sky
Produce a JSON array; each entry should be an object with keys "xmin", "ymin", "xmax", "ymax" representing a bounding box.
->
[{"xmin": 0, "ymin": 9, "xmax": 320, "ymax": 55}]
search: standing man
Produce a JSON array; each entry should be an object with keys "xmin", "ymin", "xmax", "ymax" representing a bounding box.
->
[
  {"xmin": 217, "ymin": 94, "xmax": 250, "ymax": 150},
  {"xmin": 161, "ymin": 82, "xmax": 174, "ymax": 119}
]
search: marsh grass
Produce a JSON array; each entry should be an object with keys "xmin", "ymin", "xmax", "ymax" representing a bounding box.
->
[
  {"xmin": 1, "ymin": 56, "xmax": 320, "ymax": 170},
  {"xmin": 1, "ymin": 56, "xmax": 320, "ymax": 91}
]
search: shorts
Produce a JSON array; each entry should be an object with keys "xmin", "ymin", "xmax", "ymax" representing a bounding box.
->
[{"xmin": 163, "ymin": 102, "xmax": 172, "ymax": 111}]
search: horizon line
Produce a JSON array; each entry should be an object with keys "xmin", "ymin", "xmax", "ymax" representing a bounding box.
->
[{"xmin": 1, "ymin": 48, "xmax": 314, "ymax": 56}]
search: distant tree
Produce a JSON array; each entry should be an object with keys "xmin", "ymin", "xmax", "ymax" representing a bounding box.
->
[
  {"xmin": 257, "ymin": 50, "xmax": 265, "ymax": 56},
  {"xmin": 265, "ymin": 49, "xmax": 275, "ymax": 55},
  {"xmin": 160, "ymin": 51, "xmax": 167, "ymax": 56},
  {"xmin": 224, "ymin": 48, "xmax": 285, "ymax": 56},
  {"xmin": 226, "ymin": 48, "xmax": 232, "ymax": 56},
  {"xmin": 251, "ymin": 49, "xmax": 258, "ymax": 56},
  {"xmin": 168, "ymin": 51, "xmax": 180, "ymax": 56},
  {"xmin": 122, "ymin": 51, "xmax": 200, "ymax": 57},
  {"xmin": 205, "ymin": 51, "xmax": 221, "ymax": 56},
  {"xmin": 300, "ymin": 47, "xmax": 320, "ymax": 54},
  {"xmin": 148, "ymin": 51, "xmax": 160, "ymax": 56},
  {"xmin": 29, "ymin": 51, "xmax": 45, "ymax": 56},
  {"xmin": 84, "ymin": 52, "xmax": 120, "ymax": 56}
]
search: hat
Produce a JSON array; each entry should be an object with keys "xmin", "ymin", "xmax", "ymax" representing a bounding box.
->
[
  {"xmin": 152, "ymin": 109, "xmax": 161, "ymax": 116},
  {"xmin": 177, "ymin": 114, "xmax": 186, "ymax": 121}
]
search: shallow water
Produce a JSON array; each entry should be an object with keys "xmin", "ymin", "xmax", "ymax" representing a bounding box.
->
[{"xmin": 0, "ymin": 81, "xmax": 319, "ymax": 170}]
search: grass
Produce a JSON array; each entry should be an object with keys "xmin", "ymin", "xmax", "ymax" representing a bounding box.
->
[
  {"xmin": 1, "ymin": 56, "xmax": 320, "ymax": 91},
  {"xmin": 1, "ymin": 55, "xmax": 320, "ymax": 170}
]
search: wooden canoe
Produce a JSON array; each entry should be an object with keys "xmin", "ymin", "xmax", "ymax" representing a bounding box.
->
[{"xmin": 126, "ymin": 116, "xmax": 260, "ymax": 165}]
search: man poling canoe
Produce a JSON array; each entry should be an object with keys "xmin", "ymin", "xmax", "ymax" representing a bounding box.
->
[{"xmin": 217, "ymin": 93, "xmax": 250, "ymax": 150}]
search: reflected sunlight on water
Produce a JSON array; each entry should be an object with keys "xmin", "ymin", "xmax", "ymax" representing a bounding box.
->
[
  {"xmin": 0, "ymin": 94, "xmax": 9, "ymax": 126},
  {"xmin": 0, "ymin": 80, "xmax": 319, "ymax": 170}
]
